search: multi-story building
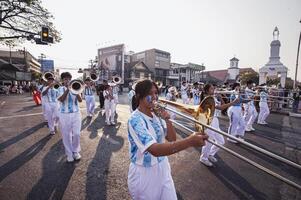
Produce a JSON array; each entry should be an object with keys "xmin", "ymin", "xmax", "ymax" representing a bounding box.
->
[
  {"xmin": 131, "ymin": 49, "xmax": 171, "ymax": 85},
  {"xmin": 0, "ymin": 49, "xmax": 41, "ymax": 74}
]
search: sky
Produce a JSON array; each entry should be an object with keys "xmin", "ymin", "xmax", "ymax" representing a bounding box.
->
[{"xmin": 2, "ymin": 0, "xmax": 301, "ymax": 80}]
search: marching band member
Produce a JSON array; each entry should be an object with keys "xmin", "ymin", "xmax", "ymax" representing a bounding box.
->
[
  {"xmin": 127, "ymin": 79, "xmax": 208, "ymax": 199},
  {"xmin": 257, "ymin": 86, "xmax": 270, "ymax": 125},
  {"xmin": 227, "ymin": 83, "xmax": 250, "ymax": 143},
  {"xmin": 244, "ymin": 81, "xmax": 258, "ymax": 131},
  {"xmin": 200, "ymin": 84, "xmax": 239, "ymax": 167},
  {"xmin": 128, "ymin": 83, "xmax": 136, "ymax": 113},
  {"xmin": 112, "ymin": 84, "xmax": 119, "ymax": 114},
  {"xmin": 166, "ymin": 86, "xmax": 177, "ymax": 119},
  {"xmin": 42, "ymin": 75, "xmax": 59, "ymax": 135},
  {"xmin": 58, "ymin": 72, "xmax": 82, "ymax": 162},
  {"xmin": 181, "ymin": 81, "xmax": 189, "ymax": 104},
  {"xmin": 83, "ymin": 77, "xmax": 95, "ymax": 117},
  {"xmin": 192, "ymin": 83, "xmax": 200, "ymax": 105},
  {"xmin": 38, "ymin": 80, "xmax": 48, "ymax": 122},
  {"xmin": 103, "ymin": 84, "xmax": 116, "ymax": 125}
]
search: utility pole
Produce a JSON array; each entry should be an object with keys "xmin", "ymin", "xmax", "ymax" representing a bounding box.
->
[{"xmin": 294, "ymin": 19, "xmax": 301, "ymax": 89}]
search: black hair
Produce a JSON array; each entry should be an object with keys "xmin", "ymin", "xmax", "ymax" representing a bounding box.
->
[
  {"xmin": 201, "ymin": 83, "xmax": 213, "ymax": 102},
  {"xmin": 132, "ymin": 79, "xmax": 158, "ymax": 111},
  {"xmin": 232, "ymin": 82, "xmax": 240, "ymax": 90},
  {"xmin": 246, "ymin": 80, "xmax": 253, "ymax": 85},
  {"xmin": 61, "ymin": 72, "xmax": 72, "ymax": 80},
  {"xmin": 85, "ymin": 77, "xmax": 91, "ymax": 81}
]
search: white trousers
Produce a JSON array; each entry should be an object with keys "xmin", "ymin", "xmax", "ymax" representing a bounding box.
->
[
  {"xmin": 85, "ymin": 95, "xmax": 95, "ymax": 116},
  {"xmin": 45, "ymin": 102, "xmax": 58, "ymax": 132},
  {"xmin": 228, "ymin": 106, "xmax": 245, "ymax": 137},
  {"xmin": 258, "ymin": 102, "xmax": 270, "ymax": 123},
  {"xmin": 59, "ymin": 112, "xmax": 81, "ymax": 157},
  {"xmin": 104, "ymin": 99, "xmax": 116, "ymax": 123},
  {"xmin": 41, "ymin": 100, "xmax": 48, "ymax": 120},
  {"xmin": 244, "ymin": 104, "xmax": 258, "ymax": 128},
  {"xmin": 182, "ymin": 94, "xmax": 189, "ymax": 104},
  {"xmin": 201, "ymin": 117, "xmax": 225, "ymax": 160},
  {"xmin": 128, "ymin": 159, "xmax": 177, "ymax": 200}
]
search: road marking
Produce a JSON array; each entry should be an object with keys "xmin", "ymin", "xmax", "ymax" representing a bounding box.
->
[{"xmin": 0, "ymin": 112, "xmax": 43, "ymax": 120}]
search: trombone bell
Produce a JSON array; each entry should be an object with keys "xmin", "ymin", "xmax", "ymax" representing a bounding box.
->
[
  {"xmin": 112, "ymin": 75, "xmax": 121, "ymax": 84},
  {"xmin": 42, "ymin": 71, "xmax": 55, "ymax": 82},
  {"xmin": 90, "ymin": 73, "xmax": 99, "ymax": 82},
  {"xmin": 69, "ymin": 79, "xmax": 84, "ymax": 95}
]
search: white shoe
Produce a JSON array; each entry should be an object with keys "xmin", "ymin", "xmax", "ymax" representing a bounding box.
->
[
  {"xmin": 262, "ymin": 121, "xmax": 268, "ymax": 125},
  {"xmin": 257, "ymin": 121, "xmax": 264, "ymax": 125},
  {"xmin": 50, "ymin": 131, "xmax": 55, "ymax": 135},
  {"xmin": 250, "ymin": 127, "xmax": 255, "ymax": 131},
  {"xmin": 245, "ymin": 127, "xmax": 252, "ymax": 132},
  {"xmin": 67, "ymin": 155, "xmax": 74, "ymax": 162},
  {"xmin": 73, "ymin": 152, "xmax": 81, "ymax": 161},
  {"xmin": 106, "ymin": 121, "xmax": 111, "ymax": 126},
  {"xmin": 110, "ymin": 121, "xmax": 116, "ymax": 125},
  {"xmin": 227, "ymin": 138, "xmax": 238, "ymax": 143},
  {"xmin": 200, "ymin": 158, "xmax": 213, "ymax": 167},
  {"xmin": 208, "ymin": 155, "xmax": 218, "ymax": 163},
  {"xmin": 238, "ymin": 137, "xmax": 245, "ymax": 141}
]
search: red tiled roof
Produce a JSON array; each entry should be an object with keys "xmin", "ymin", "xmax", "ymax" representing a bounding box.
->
[{"xmin": 206, "ymin": 68, "xmax": 255, "ymax": 81}]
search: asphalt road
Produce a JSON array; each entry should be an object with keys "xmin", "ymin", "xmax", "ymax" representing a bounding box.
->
[{"xmin": 0, "ymin": 93, "xmax": 300, "ymax": 200}]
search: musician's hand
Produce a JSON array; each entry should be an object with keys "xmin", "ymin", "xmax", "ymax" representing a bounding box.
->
[
  {"xmin": 160, "ymin": 110, "xmax": 171, "ymax": 121},
  {"xmin": 188, "ymin": 132, "xmax": 208, "ymax": 147}
]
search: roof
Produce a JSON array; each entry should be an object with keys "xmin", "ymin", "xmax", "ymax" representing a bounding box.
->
[
  {"xmin": 202, "ymin": 68, "xmax": 255, "ymax": 82},
  {"xmin": 230, "ymin": 57, "xmax": 239, "ymax": 61},
  {"xmin": 0, "ymin": 63, "xmax": 21, "ymax": 71},
  {"xmin": 127, "ymin": 61, "xmax": 152, "ymax": 72}
]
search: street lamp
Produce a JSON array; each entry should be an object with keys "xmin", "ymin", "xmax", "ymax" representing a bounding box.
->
[{"xmin": 294, "ymin": 19, "xmax": 301, "ymax": 89}]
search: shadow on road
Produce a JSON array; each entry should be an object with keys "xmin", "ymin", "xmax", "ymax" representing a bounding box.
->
[
  {"xmin": 0, "ymin": 135, "xmax": 51, "ymax": 182},
  {"xmin": 0, "ymin": 122, "xmax": 46, "ymax": 152},
  {"xmin": 14, "ymin": 105, "xmax": 37, "ymax": 113},
  {"xmin": 27, "ymin": 140, "xmax": 76, "ymax": 200},
  {"xmin": 209, "ymin": 157, "xmax": 267, "ymax": 200},
  {"xmin": 85, "ymin": 112, "xmax": 124, "ymax": 199}
]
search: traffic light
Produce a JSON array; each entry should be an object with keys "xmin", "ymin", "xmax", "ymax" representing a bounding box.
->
[{"xmin": 41, "ymin": 27, "xmax": 49, "ymax": 43}]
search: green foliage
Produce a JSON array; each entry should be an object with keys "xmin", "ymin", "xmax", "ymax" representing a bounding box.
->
[
  {"xmin": 239, "ymin": 71, "xmax": 259, "ymax": 85},
  {"xmin": 0, "ymin": 0, "xmax": 61, "ymax": 45}
]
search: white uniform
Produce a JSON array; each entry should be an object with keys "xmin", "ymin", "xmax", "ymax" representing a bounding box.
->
[
  {"xmin": 258, "ymin": 91, "xmax": 270, "ymax": 124},
  {"xmin": 42, "ymin": 86, "xmax": 59, "ymax": 132},
  {"xmin": 244, "ymin": 88, "xmax": 258, "ymax": 130},
  {"xmin": 127, "ymin": 110, "xmax": 177, "ymax": 200},
  {"xmin": 181, "ymin": 85, "xmax": 189, "ymax": 104},
  {"xmin": 192, "ymin": 88, "xmax": 200, "ymax": 105},
  {"xmin": 83, "ymin": 86, "xmax": 95, "ymax": 117},
  {"xmin": 128, "ymin": 89, "xmax": 135, "ymax": 113},
  {"xmin": 103, "ymin": 90, "xmax": 116, "ymax": 124},
  {"xmin": 38, "ymin": 84, "xmax": 48, "ymax": 121},
  {"xmin": 166, "ymin": 92, "xmax": 176, "ymax": 120},
  {"xmin": 201, "ymin": 97, "xmax": 225, "ymax": 160},
  {"xmin": 228, "ymin": 92, "xmax": 245, "ymax": 137},
  {"xmin": 58, "ymin": 86, "xmax": 81, "ymax": 158}
]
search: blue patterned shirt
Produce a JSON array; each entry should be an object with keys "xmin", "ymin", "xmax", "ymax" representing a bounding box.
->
[
  {"xmin": 42, "ymin": 86, "xmax": 59, "ymax": 103},
  {"xmin": 58, "ymin": 86, "xmax": 79, "ymax": 113},
  {"xmin": 128, "ymin": 109, "xmax": 167, "ymax": 167}
]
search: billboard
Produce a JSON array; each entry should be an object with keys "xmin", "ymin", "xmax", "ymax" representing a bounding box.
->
[
  {"xmin": 16, "ymin": 72, "xmax": 32, "ymax": 81},
  {"xmin": 97, "ymin": 44, "xmax": 124, "ymax": 84},
  {"xmin": 39, "ymin": 59, "xmax": 54, "ymax": 72}
]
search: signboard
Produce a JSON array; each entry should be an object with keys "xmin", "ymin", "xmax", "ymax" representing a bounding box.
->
[
  {"xmin": 16, "ymin": 72, "xmax": 32, "ymax": 81},
  {"xmin": 38, "ymin": 59, "xmax": 54, "ymax": 72},
  {"xmin": 97, "ymin": 44, "xmax": 125, "ymax": 84}
]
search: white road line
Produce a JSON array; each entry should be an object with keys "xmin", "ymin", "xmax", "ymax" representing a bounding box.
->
[{"xmin": 0, "ymin": 112, "xmax": 43, "ymax": 120}]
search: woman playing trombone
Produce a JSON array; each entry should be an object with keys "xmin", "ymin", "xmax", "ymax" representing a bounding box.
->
[
  {"xmin": 200, "ymin": 83, "xmax": 239, "ymax": 167},
  {"xmin": 127, "ymin": 79, "xmax": 208, "ymax": 200}
]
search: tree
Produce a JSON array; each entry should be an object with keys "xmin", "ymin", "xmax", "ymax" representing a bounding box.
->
[
  {"xmin": 0, "ymin": 0, "xmax": 61, "ymax": 45},
  {"xmin": 239, "ymin": 71, "xmax": 259, "ymax": 85}
]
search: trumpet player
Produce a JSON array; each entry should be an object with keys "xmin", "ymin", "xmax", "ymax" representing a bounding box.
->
[
  {"xmin": 244, "ymin": 80, "xmax": 258, "ymax": 131},
  {"xmin": 38, "ymin": 79, "xmax": 48, "ymax": 123},
  {"xmin": 200, "ymin": 84, "xmax": 239, "ymax": 167},
  {"xmin": 58, "ymin": 72, "xmax": 83, "ymax": 162},
  {"xmin": 127, "ymin": 79, "xmax": 208, "ymax": 199},
  {"xmin": 192, "ymin": 82, "xmax": 201, "ymax": 105},
  {"xmin": 103, "ymin": 84, "xmax": 116, "ymax": 125},
  {"xmin": 41, "ymin": 75, "xmax": 59, "ymax": 135},
  {"xmin": 83, "ymin": 77, "xmax": 95, "ymax": 117}
]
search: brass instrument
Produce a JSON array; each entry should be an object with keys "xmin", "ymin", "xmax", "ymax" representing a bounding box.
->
[
  {"xmin": 153, "ymin": 95, "xmax": 301, "ymax": 190},
  {"xmin": 42, "ymin": 71, "xmax": 55, "ymax": 82},
  {"xmin": 53, "ymin": 82, "xmax": 61, "ymax": 89},
  {"xmin": 155, "ymin": 96, "xmax": 215, "ymax": 132},
  {"xmin": 69, "ymin": 79, "xmax": 85, "ymax": 95},
  {"xmin": 155, "ymin": 81, "xmax": 163, "ymax": 88},
  {"xmin": 90, "ymin": 73, "xmax": 99, "ymax": 82},
  {"xmin": 112, "ymin": 75, "xmax": 122, "ymax": 84}
]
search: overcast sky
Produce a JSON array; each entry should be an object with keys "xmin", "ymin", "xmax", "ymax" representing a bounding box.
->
[{"xmin": 3, "ymin": 0, "xmax": 301, "ymax": 80}]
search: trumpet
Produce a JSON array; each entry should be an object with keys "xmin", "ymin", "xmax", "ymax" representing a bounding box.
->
[
  {"xmin": 154, "ymin": 97, "xmax": 301, "ymax": 190},
  {"xmin": 112, "ymin": 75, "xmax": 122, "ymax": 84},
  {"xmin": 90, "ymin": 73, "xmax": 99, "ymax": 82},
  {"xmin": 155, "ymin": 81, "xmax": 163, "ymax": 88},
  {"xmin": 42, "ymin": 71, "xmax": 55, "ymax": 82},
  {"xmin": 69, "ymin": 79, "xmax": 85, "ymax": 95},
  {"xmin": 53, "ymin": 82, "xmax": 61, "ymax": 89}
]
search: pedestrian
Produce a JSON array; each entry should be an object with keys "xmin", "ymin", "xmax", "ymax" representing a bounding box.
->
[
  {"xmin": 257, "ymin": 86, "xmax": 270, "ymax": 125},
  {"xmin": 292, "ymin": 86, "xmax": 301, "ymax": 113},
  {"xmin": 58, "ymin": 72, "xmax": 82, "ymax": 162},
  {"xmin": 103, "ymin": 84, "xmax": 116, "ymax": 125},
  {"xmin": 127, "ymin": 79, "xmax": 208, "ymax": 200}
]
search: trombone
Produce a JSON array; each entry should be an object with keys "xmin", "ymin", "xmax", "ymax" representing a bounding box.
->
[
  {"xmin": 154, "ymin": 99, "xmax": 301, "ymax": 190},
  {"xmin": 69, "ymin": 79, "xmax": 85, "ymax": 94}
]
